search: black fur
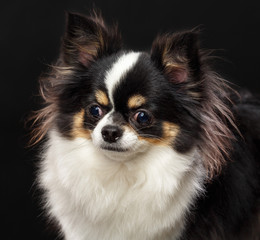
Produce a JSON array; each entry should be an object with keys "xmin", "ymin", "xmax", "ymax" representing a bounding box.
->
[{"xmin": 181, "ymin": 92, "xmax": 260, "ymax": 240}]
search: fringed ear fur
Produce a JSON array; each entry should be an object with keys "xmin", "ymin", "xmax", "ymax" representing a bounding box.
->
[
  {"xmin": 151, "ymin": 30, "xmax": 238, "ymax": 179},
  {"xmin": 151, "ymin": 31, "xmax": 200, "ymax": 84},
  {"xmin": 28, "ymin": 12, "xmax": 122, "ymax": 146},
  {"xmin": 62, "ymin": 11, "xmax": 122, "ymax": 68}
]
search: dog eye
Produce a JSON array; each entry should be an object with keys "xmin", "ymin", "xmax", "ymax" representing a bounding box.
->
[
  {"xmin": 89, "ymin": 105, "xmax": 103, "ymax": 118},
  {"xmin": 134, "ymin": 111, "xmax": 151, "ymax": 125}
]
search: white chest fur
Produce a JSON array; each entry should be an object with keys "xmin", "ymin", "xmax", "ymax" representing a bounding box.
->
[{"xmin": 39, "ymin": 131, "xmax": 204, "ymax": 240}]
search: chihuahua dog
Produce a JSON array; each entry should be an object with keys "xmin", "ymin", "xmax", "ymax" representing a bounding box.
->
[{"xmin": 31, "ymin": 12, "xmax": 260, "ymax": 240}]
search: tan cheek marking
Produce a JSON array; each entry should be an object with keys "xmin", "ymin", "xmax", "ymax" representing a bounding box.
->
[
  {"xmin": 162, "ymin": 122, "xmax": 179, "ymax": 142},
  {"xmin": 95, "ymin": 90, "xmax": 109, "ymax": 106},
  {"xmin": 138, "ymin": 122, "xmax": 180, "ymax": 146},
  {"xmin": 138, "ymin": 136, "xmax": 165, "ymax": 145},
  {"xmin": 71, "ymin": 109, "xmax": 91, "ymax": 139},
  {"xmin": 128, "ymin": 95, "xmax": 146, "ymax": 109}
]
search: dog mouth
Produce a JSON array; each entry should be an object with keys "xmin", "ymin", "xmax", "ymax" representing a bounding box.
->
[{"xmin": 100, "ymin": 145, "xmax": 129, "ymax": 152}]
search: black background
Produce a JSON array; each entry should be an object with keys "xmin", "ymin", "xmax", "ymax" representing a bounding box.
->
[{"xmin": 1, "ymin": 0, "xmax": 259, "ymax": 239}]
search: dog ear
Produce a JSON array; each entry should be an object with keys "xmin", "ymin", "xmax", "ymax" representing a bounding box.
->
[
  {"xmin": 151, "ymin": 31, "xmax": 200, "ymax": 84},
  {"xmin": 61, "ymin": 12, "xmax": 122, "ymax": 68}
]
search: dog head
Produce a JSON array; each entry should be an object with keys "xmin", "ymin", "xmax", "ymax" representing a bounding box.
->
[{"xmin": 32, "ymin": 12, "xmax": 235, "ymax": 176}]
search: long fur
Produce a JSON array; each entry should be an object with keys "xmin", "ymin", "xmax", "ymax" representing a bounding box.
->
[{"xmin": 30, "ymin": 11, "xmax": 260, "ymax": 240}]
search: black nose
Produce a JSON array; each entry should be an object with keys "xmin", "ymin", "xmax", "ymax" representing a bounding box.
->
[{"xmin": 101, "ymin": 125, "xmax": 123, "ymax": 143}]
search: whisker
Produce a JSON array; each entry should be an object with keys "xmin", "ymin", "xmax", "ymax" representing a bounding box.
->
[{"xmin": 82, "ymin": 122, "xmax": 96, "ymax": 128}]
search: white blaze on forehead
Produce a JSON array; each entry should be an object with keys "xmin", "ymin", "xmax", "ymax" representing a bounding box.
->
[{"xmin": 105, "ymin": 52, "xmax": 141, "ymax": 106}]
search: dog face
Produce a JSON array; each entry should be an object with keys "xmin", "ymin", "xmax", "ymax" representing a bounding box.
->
[
  {"xmin": 67, "ymin": 51, "xmax": 192, "ymax": 160},
  {"xmin": 44, "ymin": 12, "xmax": 202, "ymax": 161}
]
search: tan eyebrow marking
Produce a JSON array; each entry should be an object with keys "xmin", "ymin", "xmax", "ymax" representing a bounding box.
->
[
  {"xmin": 95, "ymin": 90, "xmax": 109, "ymax": 106},
  {"xmin": 128, "ymin": 95, "xmax": 146, "ymax": 109}
]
